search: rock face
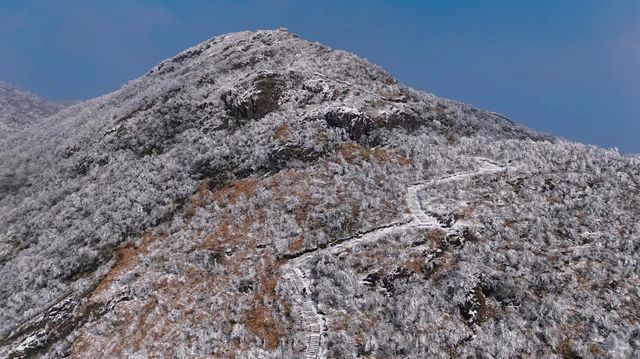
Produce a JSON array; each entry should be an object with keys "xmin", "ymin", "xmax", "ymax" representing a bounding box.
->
[
  {"xmin": 0, "ymin": 81, "xmax": 71, "ymax": 139},
  {"xmin": 0, "ymin": 29, "xmax": 638, "ymax": 358}
]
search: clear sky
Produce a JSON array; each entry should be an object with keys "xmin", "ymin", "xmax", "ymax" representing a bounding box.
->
[{"xmin": 0, "ymin": 1, "xmax": 638, "ymax": 153}]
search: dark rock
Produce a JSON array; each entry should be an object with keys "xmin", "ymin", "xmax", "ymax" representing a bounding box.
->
[
  {"xmin": 267, "ymin": 145, "xmax": 321, "ymax": 172},
  {"xmin": 460, "ymin": 284, "xmax": 489, "ymax": 327},
  {"xmin": 221, "ymin": 73, "xmax": 284, "ymax": 123},
  {"xmin": 324, "ymin": 108, "xmax": 373, "ymax": 144}
]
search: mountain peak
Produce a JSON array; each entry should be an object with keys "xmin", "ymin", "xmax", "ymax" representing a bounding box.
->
[
  {"xmin": 1, "ymin": 31, "xmax": 637, "ymax": 358},
  {"xmin": 142, "ymin": 28, "xmax": 402, "ymax": 108}
]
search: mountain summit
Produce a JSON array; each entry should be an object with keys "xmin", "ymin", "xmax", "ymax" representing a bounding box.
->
[{"xmin": 0, "ymin": 29, "xmax": 638, "ymax": 358}]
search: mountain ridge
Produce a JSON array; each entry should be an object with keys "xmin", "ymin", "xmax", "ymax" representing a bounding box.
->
[
  {"xmin": 0, "ymin": 81, "xmax": 74, "ymax": 139},
  {"xmin": 0, "ymin": 29, "xmax": 638, "ymax": 358}
]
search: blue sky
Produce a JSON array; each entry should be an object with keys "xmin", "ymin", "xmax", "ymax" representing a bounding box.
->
[{"xmin": 0, "ymin": 1, "xmax": 638, "ymax": 153}]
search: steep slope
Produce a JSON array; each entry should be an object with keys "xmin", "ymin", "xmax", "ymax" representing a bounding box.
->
[
  {"xmin": 0, "ymin": 29, "xmax": 638, "ymax": 358},
  {"xmin": 0, "ymin": 81, "xmax": 71, "ymax": 138}
]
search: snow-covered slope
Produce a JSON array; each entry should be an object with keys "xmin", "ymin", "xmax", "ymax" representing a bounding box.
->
[
  {"xmin": 0, "ymin": 29, "xmax": 638, "ymax": 358},
  {"xmin": 0, "ymin": 81, "xmax": 71, "ymax": 139}
]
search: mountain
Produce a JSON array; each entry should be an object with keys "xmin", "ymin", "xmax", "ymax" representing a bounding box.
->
[
  {"xmin": 0, "ymin": 29, "xmax": 638, "ymax": 358},
  {"xmin": 0, "ymin": 81, "xmax": 72, "ymax": 139}
]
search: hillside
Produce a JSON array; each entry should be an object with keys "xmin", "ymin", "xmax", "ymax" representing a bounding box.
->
[
  {"xmin": 0, "ymin": 29, "xmax": 638, "ymax": 358},
  {"xmin": 0, "ymin": 81, "xmax": 71, "ymax": 138}
]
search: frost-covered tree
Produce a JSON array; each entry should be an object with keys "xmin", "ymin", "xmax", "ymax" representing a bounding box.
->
[{"xmin": 0, "ymin": 29, "xmax": 638, "ymax": 358}]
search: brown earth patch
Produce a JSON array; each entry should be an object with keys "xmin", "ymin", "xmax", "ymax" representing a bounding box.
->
[
  {"xmin": 92, "ymin": 232, "xmax": 157, "ymax": 297},
  {"xmin": 244, "ymin": 259, "xmax": 284, "ymax": 350},
  {"xmin": 274, "ymin": 122, "xmax": 291, "ymax": 141},
  {"xmin": 245, "ymin": 306, "xmax": 281, "ymax": 350},
  {"xmin": 335, "ymin": 142, "xmax": 411, "ymax": 166},
  {"xmin": 215, "ymin": 177, "xmax": 258, "ymax": 205},
  {"xmin": 288, "ymin": 236, "xmax": 305, "ymax": 252}
]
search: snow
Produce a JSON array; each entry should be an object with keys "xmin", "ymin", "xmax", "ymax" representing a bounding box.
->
[{"xmin": 0, "ymin": 29, "xmax": 638, "ymax": 358}]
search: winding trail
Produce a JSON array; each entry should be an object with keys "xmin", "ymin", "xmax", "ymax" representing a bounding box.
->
[
  {"xmin": 282, "ymin": 157, "xmax": 506, "ymax": 358},
  {"xmin": 0, "ymin": 157, "xmax": 505, "ymax": 358}
]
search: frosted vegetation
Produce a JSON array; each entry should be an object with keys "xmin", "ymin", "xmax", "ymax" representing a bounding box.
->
[
  {"xmin": 0, "ymin": 81, "xmax": 71, "ymax": 139},
  {"xmin": 0, "ymin": 29, "xmax": 638, "ymax": 358}
]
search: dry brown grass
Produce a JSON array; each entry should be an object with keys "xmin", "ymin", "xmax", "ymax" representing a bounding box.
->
[
  {"xmin": 589, "ymin": 343, "xmax": 605, "ymax": 356},
  {"xmin": 335, "ymin": 142, "xmax": 411, "ymax": 166},
  {"xmin": 503, "ymin": 218, "xmax": 518, "ymax": 229},
  {"xmin": 200, "ymin": 219, "xmax": 231, "ymax": 251},
  {"xmin": 93, "ymin": 245, "xmax": 137, "ymax": 295},
  {"xmin": 184, "ymin": 179, "xmax": 216, "ymax": 221},
  {"xmin": 244, "ymin": 259, "xmax": 284, "ymax": 350},
  {"xmin": 191, "ymin": 178, "xmax": 214, "ymax": 206},
  {"xmin": 70, "ymin": 335, "xmax": 92, "ymax": 358},
  {"xmin": 424, "ymin": 228, "xmax": 447, "ymax": 243},
  {"xmin": 138, "ymin": 232, "xmax": 157, "ymax": 252},
  {"xmin": 197, "ymin": 211, "xmax": 258, "ymax": 259},
  {"xmin": 556, "ymin": 338, "xmax": 576, "ymax": 359},
  {"xmin": 92, "ymin": 233, "xmax": 157, "ymax": 297},
  {"xmin": 315, "ymin": 129, "xmax": 329, "ymax": 145},
  {"xmin": 273, "ymin": 122, "xmax": 291, "ymax": 141},
  {"xmin": 328, "ymin": 315, "xmax": 350, "ymax": 331},
  {"xmin": 183, "ymin": 209, "xmax": 196, "ymax": 222},
  {"xmin": 132, "ymin": 300, "xmax": 157, "ymax": 352},
  {"xmin": 245, "ymin": 306, "xmax": 281, "ymax": 350},
  {"xmin": 256, "ymin": 208, "xmax": 265, "ymax": 224},
  {"xmin": 454, "ymin": 205, "xmax": 476, "ymax": 221},
  {"xmin": 351, "ymin": 203, "xmax": 361, "ymax": 218},
  {"xmin": 294, "ymin": 207, "xmax": 306, "ymax": 225},
  {"xmin": 215, "ymin": 177, "xmax": 258, "ymax": 205},
  {"xmin": 258, "ymin": 260, "xmax": 280, "ymax": 298},
  {"xmin": 287, "ymin": 236, "xmax": 305, "ymax": 252},
  {"xmin": 546, "ymin": 195, "xmax": 562, "ymax": 204},
  {"xmin": 404, "ymin": 257, "xmax": 425, "ymax": 274}
]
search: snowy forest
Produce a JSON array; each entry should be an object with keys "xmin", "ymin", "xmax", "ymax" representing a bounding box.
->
[{"xmin": 0, "ymin": 29, "xmax": 639, "ymax": 358}]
